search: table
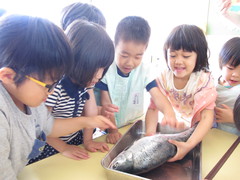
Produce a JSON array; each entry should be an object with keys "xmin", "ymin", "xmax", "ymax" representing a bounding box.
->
[{"xmin": 18, "ymin": 126, "xmax": 240, "ymax": 180}]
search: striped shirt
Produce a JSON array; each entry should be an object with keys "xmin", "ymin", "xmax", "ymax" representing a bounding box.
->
[{"xmin": 45, "ymin": 76, "xmax": 90, "ymax": 141}]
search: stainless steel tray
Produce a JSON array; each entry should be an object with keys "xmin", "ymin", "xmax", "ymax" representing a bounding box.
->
[{"xmin": 101, "ymin": 120, "xmax": 201, "ymax": 180}]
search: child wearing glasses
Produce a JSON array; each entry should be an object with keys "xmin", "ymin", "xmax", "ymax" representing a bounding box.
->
[
  {"xmin": 28, "ymin": 19, "xmax": 115, "ymax": 164},
  {"xmin": 0, "ymin": 15, "xmax": 115, "ymax": 179}
]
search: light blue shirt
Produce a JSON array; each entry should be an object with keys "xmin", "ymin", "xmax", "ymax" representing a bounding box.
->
[{"xmin": 96, "ymin": 62, "xmax": 156, "ymax": 128}]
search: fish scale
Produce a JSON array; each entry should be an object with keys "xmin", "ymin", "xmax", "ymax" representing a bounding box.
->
[{"xmin": 109, "ymin": 125, "xmax": 196, "ymax": 174}]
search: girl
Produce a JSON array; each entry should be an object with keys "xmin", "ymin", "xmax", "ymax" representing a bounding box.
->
[
  {"xmin": 28, "ymin": 20, "xmax": 115, "ymax": 163},
  {"xmin": 215, "ymin": 37, "xmax": 240, "ymax": 135},
  {"xmin": 145, "ymin": 24, "xmax": 217, "ymax": 162}
]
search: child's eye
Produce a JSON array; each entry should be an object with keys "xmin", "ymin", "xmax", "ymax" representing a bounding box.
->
[
  {"xmin": 183, "ymin": 55, "xmax": 191, "ymax": 58},
  {"xmin": 227, "ymin": 66, "xmax": 234, "ymax": 70},
  {"xmin": 121, "ymin": 55, "xmax": 128, "ymax": 58},
  {"xmin": 135, "ymin": 56, "xmax": 142, "ymax": 60}
]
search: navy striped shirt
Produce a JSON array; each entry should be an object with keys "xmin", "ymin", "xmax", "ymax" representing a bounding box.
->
[{"xmin": 45, "ymin": 77, "xmax": 90, "ymax": 141}]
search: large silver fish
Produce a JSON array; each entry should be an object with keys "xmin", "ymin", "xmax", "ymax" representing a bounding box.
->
[{"xmin": 109, "ymin": 125, "xmax": 196, "ymax": 174}]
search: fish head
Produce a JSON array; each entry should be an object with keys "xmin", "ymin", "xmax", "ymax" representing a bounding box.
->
[{"xmin": 109, "ymin": 151, "xmax": 133, "ymax": 172}]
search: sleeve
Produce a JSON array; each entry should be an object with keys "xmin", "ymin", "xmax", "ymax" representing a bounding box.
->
[
  {"xmin": 148, "ymin": 71, "xmax": 167, "ymax": 109},
  {"xmin": 95, "ymin": 81, "xmax": 108, "ymax": 91},
  {"xmin": 40, "ymin": 104, "xmax": 54, "ymax": 136},
  {"xmin": 146, "ymin": 80, "xmax": 157, "ymax": 91},
  {"xmin": 0, "ymin": 111, "xmax": 17, "ymax": 180},
  {"xmin": 192, "ymin": 73, "xmax": 217, "ymax": 125},
  {"xmin": 143, "ymin": 63, "xmax": 158, "ymax": 87},
  {"xmin": 45, "ymin": 85, "xmax": 61, "ymax": 107}
]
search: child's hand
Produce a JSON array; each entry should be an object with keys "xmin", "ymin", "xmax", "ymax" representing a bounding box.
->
[
  {"xmin": 167, "ymin": 140, "xmax": 192, "ymax": 162},
  {"xmin": 101, "ymin": 104, "xmax": 119, "ymax": 118},
  {"xmin": 215, "ymin": 104, "xmax": 233, "ymax": 123},
  {"xmin": 87, "ymin": 115, "xmax": 116, "ymax": 130},
  {"xmin": 161, "ymin": 112, "xmax": 185, "ymax": 129},
  {"xmin": 84, "ymin": 140, "xmax": 109, "ymax": 152},
  {"xmin": 218, "ymin": 0, "xmax": 231, "ymax": 16},
  {"xmin": 61, "ymin": 144, "xmax": 89, "ymax": 160},
  {"xmin": 106, "ymin": 129, "xmax": 122, "ymax": 144}
]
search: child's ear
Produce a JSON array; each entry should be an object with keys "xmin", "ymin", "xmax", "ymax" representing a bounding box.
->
[{"xmin": 0, "ymin": 67, "xmax": 16, "ymax": 83}]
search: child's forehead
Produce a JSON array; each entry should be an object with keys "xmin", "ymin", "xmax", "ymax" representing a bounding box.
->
[{"xmin": 116, "ymin": 40, "xmax": 147, "ymax": 55}]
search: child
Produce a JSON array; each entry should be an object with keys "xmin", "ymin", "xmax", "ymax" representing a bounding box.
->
[
  {"xmin": 60, "ymin": 2, "xmax": 106, "ymax": 30},
  {"xmin": 233, "ymin": 95, "xmax": 240, "ymax": 130},
  {"xmin": 0, "ymin": 15, "xmax": 115, "ymax": 179},
  {"xmin": 215, "ymin": 37, "xmax": 240, "ymax": 135},
  {"xmin": 145, "ymin": 24, "xmax": 217, "ymax": 162},
  {"xmin": 95, "ymin": 16, "xmax": 176, "ymax": 144},
  {"xmin": 28, "ymin": 20, "xmax": 115, "ymax": 164}
]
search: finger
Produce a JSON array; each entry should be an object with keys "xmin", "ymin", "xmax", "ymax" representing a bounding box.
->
[
  {"xmin": 161, "ymin": 119, "xmax": 167, "ymax": 126},
  {"xmin": 100, "ymin": 143, "xmax": 109, "ymax": 151},
  {"xmin": 107, "ymin": 106, "xmax": 119, "ymax": 112},
  {"xmin": 88, "ymin": 147, "xmax": 97, "ymax": 152},
  {"xmin": 101, "ymin": 118, "xmax": 116, "ymax": 129},
  {"xmin": 109, "ymin": 104, "xmax": 119, "ymax": 110},
  {"xmin": 168, "ymin": 139, "xmax": 179, "ymax": 146},
  {"xmin": 221, "ymin": 104, "xmax": 230, "ymax": 109},
  {"xmin": 75, "ymin": 151, "xmax": 90, "ymax": 159},
  {"xmin": 167, "ymin": 156, "xmax": 178, "ymax": 162}
]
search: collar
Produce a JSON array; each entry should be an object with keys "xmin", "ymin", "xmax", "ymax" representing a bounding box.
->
[
  {"xmin": 117, "ymin": 66, "xmax": 130, "ymax": 77},
  {"xmin": 60, "ymin": 76, "xmax": 86, "ymax": 98}
]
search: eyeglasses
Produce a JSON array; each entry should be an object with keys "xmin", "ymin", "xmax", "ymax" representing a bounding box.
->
[{"xmin": 25, "ymin": 76, "xmax": 59, "ymax": 92}]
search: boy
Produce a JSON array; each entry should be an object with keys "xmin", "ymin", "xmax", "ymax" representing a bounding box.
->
[
  {"xmin": 0, "ymin": 14, "xmax": 115, "ymax": 179},
  {"xmin": 96, "ymin": 16, "xmax": 175, "ymax": 144}
]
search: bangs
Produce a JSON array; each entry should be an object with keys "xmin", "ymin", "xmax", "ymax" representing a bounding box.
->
[{"xmin": 165, "ymin": 29, "xmax": 197, "ymax": 52}]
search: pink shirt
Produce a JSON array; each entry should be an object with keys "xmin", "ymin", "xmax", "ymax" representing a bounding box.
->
[{"xmin": 149, "ymin": 69, "xmax": 217, "ymax": 127}]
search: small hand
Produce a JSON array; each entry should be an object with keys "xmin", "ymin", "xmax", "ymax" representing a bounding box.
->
[
  {"xmin": 106, "ymin": 130, "xmax": 122, "ymax": 144},
  {"xmin": 84, "ymin": 140, "xmax": 109, "ymax": 152},
  {"xmin": 61, "ymin": 144, "xmax": 89, "ymax": 160},
  {"xmin": 101, "ymin": 104, "xmax": 119, "ymax": 118},
  {"xmin": 215, "ymin": 104, "xmax": 233, "ymax": 123},
  {"xmin": 161, "ymin": 113, "xmax": 185, "ymax": 130},
  {"xmin": 167, "ymin": 140, "xmax": 192, "ymax": 162},
  {"xmin": 87, "ymin": 115, "xmax": 116, "ymax": 130}
]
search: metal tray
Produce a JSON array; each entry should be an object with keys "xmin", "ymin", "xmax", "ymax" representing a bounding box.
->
[{"xmin": 101, "ymin": 120, "xmax": 201, "ymax": 180}]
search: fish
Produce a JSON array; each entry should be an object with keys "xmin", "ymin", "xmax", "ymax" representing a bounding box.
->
[{"xmin": 109, "ymin": 125, "xmax": 196, "ymax": 175}]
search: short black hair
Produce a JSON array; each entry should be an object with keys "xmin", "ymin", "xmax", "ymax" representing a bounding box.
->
[
  {"xmin": 234, "ymin": 95, "xmax": 240, "ymax": 131},
  {"xmin": 65, "ymin": 20, "xmax": 114, "ymax": 88},
  {"xmin": 164, "ymin": 24, "xmax": 209, "ymax": 72},
  {"xmin": 219, "ymin": 37, "xmax": 240, "ymax": 69},
  {"xmin": 0, "ymin": 14, "xmax": 73, "ymax": 85},
  {"xmin": 114, "ymin": 16, "xmax": 151, "ymax": 46},
  {"xmin": 61, "ymin": 2, "xmax": 106, "ymax": 30}
]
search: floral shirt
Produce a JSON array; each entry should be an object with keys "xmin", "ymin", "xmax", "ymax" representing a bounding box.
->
[{"xmin": 150, "ymin": 69, "xmax": 217, "ymax": 127}]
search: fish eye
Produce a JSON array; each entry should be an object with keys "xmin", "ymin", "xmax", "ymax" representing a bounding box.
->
[{"xmin": 112, "ymin": 162, "xmax": 119, "ymax": 169}]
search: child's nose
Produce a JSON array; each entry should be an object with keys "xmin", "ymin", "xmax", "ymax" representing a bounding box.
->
[
  {"xmin": 232, "ymin": 72, "xmax": 240, "ymax": 77},
  {"xmin": 175, "ymin": 57, "xmax": 183, "ymax": 64}
]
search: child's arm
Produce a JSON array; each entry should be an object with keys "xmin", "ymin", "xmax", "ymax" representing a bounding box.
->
[
  {"xmin": 145, "ymin": 107, "xmax": 159, "ymax": 136},
  {"xmin": 47, "ymin": 137, "xmax": 89, "ymax": 160},
  {"xmin": 149, "ymin": 87, "xmax": 178, "ymax": 128},
  {"xmin": 168, "ymin": 109, "xmax": 214, "ymax": 162},
  {"xmin": 215, "ymin": 104, "xmax": 233, "ymax": 123},
  {"xmin": 101, "ymin": 90, "xmax": 122, "ymax": 144},
  {"xmin": 83, "ymin": 89, "xmax": 109, "ymax": 152},
  {"xmin": 48, "ymin": 115, "xmax": 116, "ymax": 137}
]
